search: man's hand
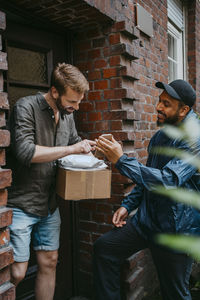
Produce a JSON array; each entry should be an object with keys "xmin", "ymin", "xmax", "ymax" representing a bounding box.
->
[
  {"xmin": 70, "ymin": 139, "xmax": 96, "ymax": 154},
  {"xmin": 96, "ymin": 136, "xmax": 123, "ymax": 164},
  {"xmin": 112, "ymin": 207, "xmax": 128, "ymax": 227}
]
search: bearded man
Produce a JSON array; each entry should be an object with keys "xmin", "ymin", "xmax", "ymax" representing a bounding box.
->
[
  {"xmin": 93, "ymin": 80, "xmax": 200, "ymax": 300},
  {"xmin": 7, "ymin": 63, "xmax": 96, "ymax": 300}
]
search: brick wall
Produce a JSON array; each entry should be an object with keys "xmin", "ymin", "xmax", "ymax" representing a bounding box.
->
[
  {"xmin": 73, "ymin": 0, "xmax": 200, "ymax": 298},
  {"xmin": 188, "ymin": 0, "xmax": 200, "ymax": 112},
  {"xmin": 74, "ymin": 0, "xmax": 169, "ymax": 298},
  {"xmin": 1, "ymin": 0, "xmax": 200, "ymax": 299},
  {"xmin": 0, "ymin": 11, "xmax": 15, "ymax": 300}
]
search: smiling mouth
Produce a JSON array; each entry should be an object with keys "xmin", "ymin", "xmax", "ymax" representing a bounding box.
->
[{"xmin": 157, "ymin": 112, "xmax": 166, "ymax": 119}]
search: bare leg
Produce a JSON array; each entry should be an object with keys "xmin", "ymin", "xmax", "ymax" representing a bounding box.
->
[
  {"xmin": 35, "ymin": 250, "xmax": 58, "ymax": 300},
  {"xmin": 11, "ymin": 261, "xmax": 29, "ymax": 286}
]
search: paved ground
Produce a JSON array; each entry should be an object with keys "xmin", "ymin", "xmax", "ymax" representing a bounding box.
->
[{"xmin": 144, "ymin": 287, "xmax": 200, "ymax": 299}]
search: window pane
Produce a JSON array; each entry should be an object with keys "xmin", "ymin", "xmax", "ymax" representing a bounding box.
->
[
  {"xmin": 168, "ymin": 33, "xmax": 177, "ymax": 60},
  {"xmin": 7, "ymin": 46, "xmax": 48, "ymax": 84},
  {"xmin": 8, "ymin": 86, "xmax": 46, "ymax": 109},
  {"xmin": 168, "ymin": 59, "xmax": 177, "ymax": 82}
]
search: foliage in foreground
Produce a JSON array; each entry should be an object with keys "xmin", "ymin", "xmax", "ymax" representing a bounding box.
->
[{"xmin": 153, "ymin": 116, "xmax": 200, "ymax": 260}]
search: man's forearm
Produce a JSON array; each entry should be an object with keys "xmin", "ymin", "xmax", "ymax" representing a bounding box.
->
[{"xmin": 31, "ymin": 145, "xmax": 75, "ymax": 163}]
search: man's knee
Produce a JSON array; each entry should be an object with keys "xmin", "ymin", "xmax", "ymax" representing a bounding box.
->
[
  {"xmin": 37, "ymin": 250, "xmax": 58, "ymax": 271},
  {"xmin": 11, "ymin": 262, "xmax": 28, "ymax": 286}
]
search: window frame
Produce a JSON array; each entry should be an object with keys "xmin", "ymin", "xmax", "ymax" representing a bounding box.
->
[{"xmin": 167, "ymin": 0, "xmax": 187, "ymax": 82}]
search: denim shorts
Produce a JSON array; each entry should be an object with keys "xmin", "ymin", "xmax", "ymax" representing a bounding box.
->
[{"xmin": 9, "ymin": 207, "xmax": 61, "ymax": 262}]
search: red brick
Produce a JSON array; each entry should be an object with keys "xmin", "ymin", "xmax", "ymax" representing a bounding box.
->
[
  {"xmin": 76, "ymin": 61, "xmax": 93, "ymax": 71},
  {"xmin": 95, "ymin": 101, "xmax": 108, "ymax": 110},
  {"xmin": 89, "ymin": 81, "xmax": 93, "ymax": 90},
  {"xmin": 78, "ymin": 123, "xmax": 95, "ymax": 132},
  {"xmin": 80, "ymin": 221, "xmax": 98, "ymax": 232},
  {"xmin": 112, "ymin": 21, "xmax": 126, "ymax": 32},
  {"xmin": 0, "ymin": 266, "xmax": 10, "ymax": 286},
  {"xmin": 79, "ymin": 201, "xmax": 96, "ymax": 211},
  {"xmin": 109, "ymin": 33, "xmax": 120, "ymax": 45},
  {"xmin": 88, "ymin": 91, "xmax": 101, "ymax": 101},
  {"xmin": 0, "ymin": 228, "xmax": 9, "ymax": 247},
  {"xmin": 109, "ymin": 55, "xmax": 121, "ymax": 66},
  {"xmin": 107, "ymin": 195, "xmax": 123, "ymax": 204},
  {"xmin": 0, "ymin": 52, "xmax": 7, "ymax": 70},
  {"xmin": 0, "ymin": 190, "xmax": 7, "ymax": 206},
  {"xmin": 103, "ymin": 68, "xmax": 117, "ymax": 78},
  {"xmin": 143, "ymin": 104, "xmax": 155, "ymax": 113},
  {"xmin": 79, "ymin": 242, "xmax": 93, "ymax": 253},
  {"xmin": 95, "ymin": 121, "xmax": 109, "ymax": 131},
  {"xmin": 88, "ymin": 49, "xmax": 101, "ymax": 59},
  {"xmin": 79, "ymin": 231, "xmax": 91, "ymax": 243},
  {"xmin": 104, "ymin": 89, "xmax": 126, "ymax": 99},
  {"xmin": 94, "ymin": 80, "xmax": 108, "ymax": 90},
  {"xmin": 0, "ymin": 207, "xmax": 13, "ymax": 228},
  {"xmin": 91, "ymin": 213, "xmax": 105, "ymax": 223},
  {"xmin": 0, "ymin": 169, "xmax": 12, "ymax": 189},
  {"xmin": 110, "ymin": 78, "xmax": 122, "ymax": 88},
  {"xmin": 76, "ymin": 112, "xmax": 87, "ymax": 123},
  {"xmin": 110, "ymin": 100, "xmax": 122, "ymax": 110},
  {"xmin": 103, "ymin": 111, "xmax": 126, "ymax": 121},
  {"xmin": 110, "ymin": 120, "xmax": 122, "ymax": 130},
  {"xmin": 0, "ymin": 112, "xmax": 5, "ymax": 128},
  {"xmin": 0, "ymin": 149, "xmax": 5, "ymax": 166},
  {"xmin": 88, "ymin": 112, "xmax": 102, "ymax": 122},
  {"xmin": 0, "ymin": 246, "xmax": 14, "ymax": 269},
  {"xmin": 0, "ymin": 93, "xmax": 9, "ymax": 110},
  {"xmin": 94, "ymin": 59, "xmax": 107, "ymax": 68},
  {"xmin": 88, "ymin": 70, "xmax": 101, "ymax": 80},
  {"xmin": 0, "ymin": 130, "xmax": 10, "ymax": 147},
  {"xmin": 93, "ymin": 38, "xmax": 106, "ymax": 48},
  {"xmin": 0, "ymin": 283, "xmax": 15, "ymax": 300},
  {"xmin": 79, "ymin": 102, "xmax": 94, "ymax": 112},
  {"xmin": 97, "ymin": 204, "xmax": 112, "ymax": 214}
]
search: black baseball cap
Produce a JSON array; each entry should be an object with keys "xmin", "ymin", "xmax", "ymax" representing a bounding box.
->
[{"xmin": 155, "ymin": 79, "xmax": 196, "ymax": 107}]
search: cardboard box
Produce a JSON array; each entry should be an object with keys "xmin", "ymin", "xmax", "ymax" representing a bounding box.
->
[{"xmin": 56, "ymin": 168, "xmax": 111, "ymax": 200}]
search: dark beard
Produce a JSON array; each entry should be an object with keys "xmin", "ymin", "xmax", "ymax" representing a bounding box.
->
[
  {"xmin": 157, "ymin": 111, "xmax": 180, "ymax": 127},
  {"xmin": 56, "ymin": 97, "xmax": 72, "ymax": 115}
]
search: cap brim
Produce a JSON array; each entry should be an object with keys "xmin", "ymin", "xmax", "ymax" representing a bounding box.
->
[{"xmin": 155, "ymin": 81, "xmax": 181, "ymax": 101}]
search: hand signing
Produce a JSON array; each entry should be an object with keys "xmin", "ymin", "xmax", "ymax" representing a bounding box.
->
[{"xmin": 72, "ymin": 139, "xmax": 96, "ymax": 154}]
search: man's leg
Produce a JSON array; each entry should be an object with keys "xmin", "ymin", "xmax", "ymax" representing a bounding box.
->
[
  {"xmin": 93, "ymin": 219, "xmax": 147, "ymax": 300},
  {"xmin": 35, "ymin": 250, "xmax": 58, "ymax": 300},
  {"xmin": 11, "ymin": 261, "xmax": 28, "ymax": 286},
  {"xmin": 150, "ymin": 245, "xmax": 193, "ymax": 300},
  {"xmin": 9, "ymin": 208, "xmax": 34, "ymax": 286},
  {"xmin": 33, "ymin": 208, "xmax": 61, "ymax": 300}
]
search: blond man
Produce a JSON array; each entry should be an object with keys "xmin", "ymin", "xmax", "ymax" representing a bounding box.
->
[{"xmin": 7, "ymin": 63, "xmax": 95, "ymax": 300}]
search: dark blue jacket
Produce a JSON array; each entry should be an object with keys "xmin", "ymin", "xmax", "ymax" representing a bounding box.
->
[{"xmin": 115, "ymin": 110, "xmax": 200, "ymax": 240}]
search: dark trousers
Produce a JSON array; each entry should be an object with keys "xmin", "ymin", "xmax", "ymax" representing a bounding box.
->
[{"xmin": 93, "ymin": 220, "xmax": 193, "ymax": 300}]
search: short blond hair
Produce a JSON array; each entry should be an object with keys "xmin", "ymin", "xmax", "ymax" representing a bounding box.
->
[{"xmin": 51, "ymin": 63, "xmax": 89, "ymax": 95}]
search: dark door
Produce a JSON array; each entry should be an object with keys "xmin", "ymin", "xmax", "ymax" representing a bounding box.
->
[{"xmin": 3, "ymin": 17, "xmax": 74, "ymax": 300}]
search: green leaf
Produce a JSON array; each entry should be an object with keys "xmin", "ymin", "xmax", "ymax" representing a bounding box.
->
[
  {"xmin": 153, "ymin": 186, "xmax": 200, "ymax": 210},
  {"xmin": 151, "ymin": 147, "xmax": 200, "ymax": 170},
  {"xmin": 163, "ymin": 117, "xmax": 200, "ymax": 146},
  {"xmin": 157, "ymin": 234, "xmax": 200, "ymax": 260},
  {"xmin": 163, "ymin": 125, "xmax": 186, "ymax": 140}
]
